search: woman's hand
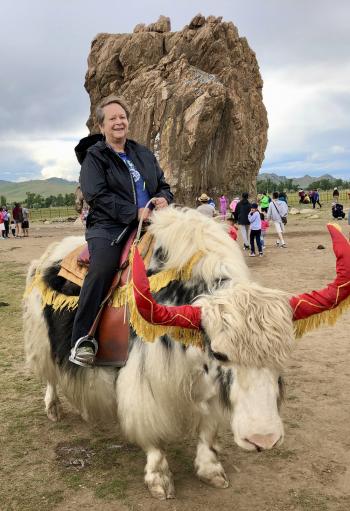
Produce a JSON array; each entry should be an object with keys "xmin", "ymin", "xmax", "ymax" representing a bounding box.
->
[
  {"xmin": 138, "ymin": 208, "xmax": 152, "ymax": 221},
  {"xmin": 152, "ymin": 197, "xmax": 168, "ymax": 209}
]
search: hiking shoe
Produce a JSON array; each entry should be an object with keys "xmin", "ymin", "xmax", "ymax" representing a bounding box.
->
[
  {"xmin": 259, "ymin": 252, "xmax": 263, "ymax": 257},
  {"xmin": 69, "ymin": 337, "xmax": 98, "ymax": 367},
  {"xmin": 275, "ymin": 240, "xmax": 280, "ymax": 246},
  {"xmin": 249, "ymin": 253, "xmax": 256, "ymax": 257},
  {"xmin": 243, "ymin": 244, "xmax": 249, "ymax": 250},
  {"xmin": 281, "ymin": 244, "xmax": 287, "ymax": 248}
]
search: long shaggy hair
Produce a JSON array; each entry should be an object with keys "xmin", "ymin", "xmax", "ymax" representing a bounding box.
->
[{"xmin": 24, "ymin": 206, "xmax": 294, "ymax": 439}]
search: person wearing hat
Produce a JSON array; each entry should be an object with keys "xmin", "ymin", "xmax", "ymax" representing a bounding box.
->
[{"xmin": 197, "ymin": 193, "xmax": 215, "ymax": 218}]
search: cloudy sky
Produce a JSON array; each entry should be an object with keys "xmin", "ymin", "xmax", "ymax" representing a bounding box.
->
[{"xmin": 1, "ymin": 0, "xmax": 349, "ymax": 182}]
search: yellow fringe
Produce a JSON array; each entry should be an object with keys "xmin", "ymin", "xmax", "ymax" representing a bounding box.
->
[
  {"xmin": 294, "ymin": 293, "xmax": 350, "ymax": 338},
  {"xmin": 24, "ymin": 250, "xmax": 204, "ymax": 347}
]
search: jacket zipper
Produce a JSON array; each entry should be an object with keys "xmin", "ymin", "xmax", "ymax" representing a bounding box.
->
[{"xmin": 107, "ymin": 148, "xmax": 137, "ymax": 206}]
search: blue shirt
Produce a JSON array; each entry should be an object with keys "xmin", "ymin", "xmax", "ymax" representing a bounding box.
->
[{"xmin": 118, "ymin": 152, "xmax": 151, "ymax": 208}]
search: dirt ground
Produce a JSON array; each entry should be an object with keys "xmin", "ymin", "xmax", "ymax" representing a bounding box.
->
[{"xmin": 1, "ymin": 208, "xmax": 350, "ymax": 511}]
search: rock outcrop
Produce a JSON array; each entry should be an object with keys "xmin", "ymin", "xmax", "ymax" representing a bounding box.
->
[{"xmin": 84, "ymin": 15, "xmax": 268, "ymax": 203}]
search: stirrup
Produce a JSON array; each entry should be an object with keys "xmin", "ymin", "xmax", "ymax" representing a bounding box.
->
[{"xmin": 69, "ymin": 336, "xmax": 98, "ymax": 367}]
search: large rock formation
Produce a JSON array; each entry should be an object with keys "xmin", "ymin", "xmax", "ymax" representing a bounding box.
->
[{"xmin": 85, "ymin": 15, "xmax": 268, "ymax": 203}]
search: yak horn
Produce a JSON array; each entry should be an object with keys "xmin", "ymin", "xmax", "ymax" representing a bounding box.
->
[
  {"xmin": 132, "ymin": 246, "xmax": 202, "ymax": 330},
  {"xmin": 290, "ymin": 224, "xmax": 350, "ymax": 337}
]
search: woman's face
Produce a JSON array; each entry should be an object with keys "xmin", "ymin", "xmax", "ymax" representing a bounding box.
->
[{"xmin": 100, "ymin": 103, "xmax": 129, "ymax": 146}]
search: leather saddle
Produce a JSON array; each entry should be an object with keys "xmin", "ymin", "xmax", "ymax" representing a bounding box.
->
[{"xmin": 58, "ymin": 229, "xmax": 154, "ymax": 367}]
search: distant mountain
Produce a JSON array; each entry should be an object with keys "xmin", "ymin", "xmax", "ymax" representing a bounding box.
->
[
  {"xmin": 0, "ymin": 178, "xmax": 78, "ymax": 202},
  {"xmin": 257, "ymin": 173, "xmax": 338, "ymax": 188}
]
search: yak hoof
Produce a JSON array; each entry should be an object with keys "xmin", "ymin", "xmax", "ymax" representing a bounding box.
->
[
  {"xmin": 146, "ymin": 473, "xmax": 175, "ymax": 500},
  {"xmin": 46, "ymin": 401, "xmax": 62, "ymax": 422},
  {"xmin": 197, "ymin": 466, "xmax": 229, "ymax": 489}
]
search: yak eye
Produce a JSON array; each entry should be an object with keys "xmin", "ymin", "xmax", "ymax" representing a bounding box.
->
[{"xmin": 212, "ymin": 351, "xmax": 229, "ymax": 363}]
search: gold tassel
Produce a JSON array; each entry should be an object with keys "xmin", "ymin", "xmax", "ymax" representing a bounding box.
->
[
  {"xmin": 23, "ymin": 250, "xmax": 205, "ymax": 348},
  {"xmin": 294, "ymin": 293, "xmax": 350, "ymax": 338}
]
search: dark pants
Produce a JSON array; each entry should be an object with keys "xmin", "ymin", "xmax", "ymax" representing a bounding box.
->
[
  {"xmin": 71, "ymin": 237, "xmax": 122, "ymax": 346},
  {"xmin": 312, "ymin": 200, "xmax": 322, "ymax": 209},
  {"xmin": 4, "ymin": 220, "xmax": 9, "ymax": 237},
  {"xmin": 250, "ymin": 229, "xmax": 262, "ymax": 254}
]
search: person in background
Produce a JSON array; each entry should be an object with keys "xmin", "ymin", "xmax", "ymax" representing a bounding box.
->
[
  {"xmin": 260, "ymin": 212, "xmax": 269, "ymax": 249},
  {"xmin": 235, "ymin": 192, "xmax": 251, "ymax": 250},
  {"xmin": 219, "ymin": 195, "xmax": 228, "ymax": 220},
  {"xmin": 332, "ymin": 202, "xmax": 345, "ymax": 219},
  {"xmin": 0, "ymin": 207, "xmax": 6, "ymax": 239},
  {"xmin": 259, "ymin": 192, "xmax": 270, "ymax": 212},
  {"xmin": 197, "ymin": 193, "xmax": 215, "ymax": 218},
  {"xmin": 22, "ymin": 206, "xmax": 30, "ymax": 236},
  {"xmin": 333, "ymin": 187, "xmax": 340, "ymax": 202},
  {"xmin": 278, "ymin": 191, "xmax": 288, "ymax": 204},
  {"xmin": 229, "ymin": 196, "xmax": 240, "ymax": 216},
  {"xmin": 267, "ymin": 191, "xmax": 288, "ymax": 248},
  {"xmin": 207, "ymin": 197, "xmax": 216, "ymax": 209},
  {"xmin": 70, "ymin": 94, "xmax": 173, "ymax": 366},
  {"xmin": 226, "ymin": 217, "xmax": 238, "ymax": 241},
  {"xmin": 298, "ymin": 189, "xmax": 305, "ymax": 203},
  {"xmin": 248, "ymin": 203, "xmax": 263, "ymax": 257},
  {"xmin": 10, "ymin": 220, "xmax": 16, "ymax": 237},
  {"xmin": 348, "ymin": 208, "xmax": 350, "ymax": 241},
  {"xmin": 12, "ymin": 203, "xmax": 23, "ymax": 237},
  {"xmin": 311, "ymin": 189, "xmax": 322, "ymax": 209},
  {"xmin": 3, "ymin": 207, "xmax": 10, "ymax": 238}
]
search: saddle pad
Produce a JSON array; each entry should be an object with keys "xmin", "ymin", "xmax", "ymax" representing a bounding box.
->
[{"xmin": 57, "ymin": 230, "xmax": 155, "ymax": 366}]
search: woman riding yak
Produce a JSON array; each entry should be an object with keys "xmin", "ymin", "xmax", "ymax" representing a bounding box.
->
[{"xmin": 70, "ymin": 95, "xmax": 173, "ymax": 366}]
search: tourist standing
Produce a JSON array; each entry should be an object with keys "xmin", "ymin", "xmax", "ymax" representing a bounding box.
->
[
  {"xmin": 259, "ymin": 192, "xmax": 270, "ymax": 212},
  {"xmin": 0, "ymin": 208, "xmax": 5, "ymax": 239},
  {"xmin": 333, "ymin": 187, "xmax": 340, "ymax": 202},
  {"xmin": 260, "ymin": 212, "xmax": 269, "ymax": 249},
  {"xmin": 311, "ymin": 189, "xmax": 322, "ymax": 209},
  {"xmin": 3, "ymin": 208, "xmax": 10, "ymax": 238},
  {"xmin": 22, "ymin": 206, "xmax": 30, "ymax": 236},
  {"xmin": 197, "ymin": 193, "xmax": 214, "ymax": 218},
  {"xmin": 267, "ymin": 191, "xmax": 288, "ymax": 248},
  {"xmin": 219, "ymin": 195, "xmax": 228, "ymax": 219},
  {"xmin": 248, "ymin": 203, "xmax": 263, "ymax": 256},
  {"xmin": 235, "ymin": 192, "xmax": 251, "ymax": 250},
  {"xmin": 12, "ymin": 203, "xmax": 23, "ymax": 237}
]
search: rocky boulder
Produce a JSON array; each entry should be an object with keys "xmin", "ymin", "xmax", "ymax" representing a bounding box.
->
[{"xmin": 84, "ymin": 15, "xmax": 268, "ymax": 203}]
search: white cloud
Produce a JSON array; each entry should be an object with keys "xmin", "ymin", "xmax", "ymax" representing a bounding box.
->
[{"xmin": 0, "ymin": 131, "xmax": 87, "ymax": 181}]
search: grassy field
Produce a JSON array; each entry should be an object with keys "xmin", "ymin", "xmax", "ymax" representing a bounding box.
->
[{"xmin": 29, "ymin": 207, "xmax": 78, "ymax": 221}]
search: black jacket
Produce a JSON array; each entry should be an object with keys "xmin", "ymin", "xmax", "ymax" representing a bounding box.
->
[
  {"xmin": 75, "ymin": 135, "xmax": 173, "ymax": 237},
  {"xmin": 235, "ymin": 198, "xmax": 252, "ymax": 225}
]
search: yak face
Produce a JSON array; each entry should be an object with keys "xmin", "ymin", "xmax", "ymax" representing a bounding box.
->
[
  {"xmin": 198, "ymin": 282, "xmax": 293, "ymax": 451},
  {"xmin": 198, "ymin": 282, "xmax": 295, "ymax": 369},
  {"xmin": 229, "ymin": 367, "xmax": 284, "ymax": 451}
]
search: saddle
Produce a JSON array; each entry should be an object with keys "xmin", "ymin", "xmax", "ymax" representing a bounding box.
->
[{"xmin": 58, "ymin": 230, "xmax": 154, "ymax": 367}]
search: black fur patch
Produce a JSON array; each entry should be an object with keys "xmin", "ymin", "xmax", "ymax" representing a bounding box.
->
[
  {"xmin": 153, "ymin": 280, "xmax": 210, "ymax": 306},
  {"xmin": 42, "ymin": 264, "xmax": 80, "ymax": 296},
  {"xmin": 147, "ymin": 247, "xmax": 168, "ymax": 276},
  {"xmin": 43, "ymin": 305, "xmax": 76, "ymax": 366},
  {"xmin": 277, "ymin": 376, "xmax": 285, "ymax": 410},
  {"xmin": 160, "ymin": 334, "xmax": 172, "ymax": 350},
  {"xmin": 216, "ymin": 366, "xmax": 233, "ymax": 410}
]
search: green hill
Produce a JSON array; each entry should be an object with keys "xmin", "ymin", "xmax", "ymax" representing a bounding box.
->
[{"xmin": 0, "ymin": 178, "xmax": 78, "ymax": 202}]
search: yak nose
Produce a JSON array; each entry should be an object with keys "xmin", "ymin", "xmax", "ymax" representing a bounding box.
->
[{"xmin": 246, "ymin": 433, "xmax": 281, "ymax": 450}]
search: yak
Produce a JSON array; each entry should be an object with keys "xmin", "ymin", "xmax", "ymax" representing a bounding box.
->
[{"xmin": 23, "ymin": 207, "xmax": 350, "ymax": 499}]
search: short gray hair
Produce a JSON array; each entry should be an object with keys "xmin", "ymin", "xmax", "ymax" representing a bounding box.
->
[{"xmin": 96, "ymin": 95, "xmax": 130, "ymax": 125}]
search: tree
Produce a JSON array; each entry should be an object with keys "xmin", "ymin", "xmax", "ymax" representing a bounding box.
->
[{"xmin": 0, "ymin": 195, "xmax": 7, "ymax": 205}]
